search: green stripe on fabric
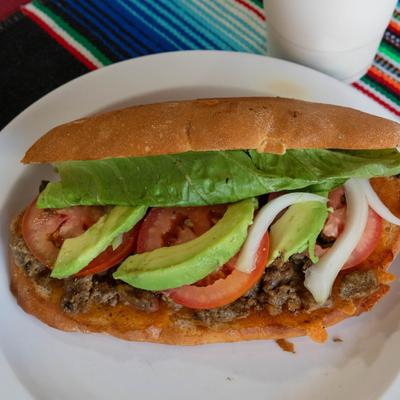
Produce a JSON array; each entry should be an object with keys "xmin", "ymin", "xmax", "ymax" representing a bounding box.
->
[
  {"xmin": 249, "ymin": 0, "xmax": 263, "ymax": 8},
  {"xmin": 361, "ymin": 75, "xmax": 400, "ymax": 106},
  {"xmin": 379, "ymin": 41, "xmax": 400, "ymax": 62},
  {"xmin": 32, "ymin": 0, "xmax": 112, "ymax": 66}
]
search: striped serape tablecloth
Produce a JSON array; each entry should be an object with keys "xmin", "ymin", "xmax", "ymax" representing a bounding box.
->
[{"xmin": 0, "ymin": 0, "xmax": 399, "ymax": 128}]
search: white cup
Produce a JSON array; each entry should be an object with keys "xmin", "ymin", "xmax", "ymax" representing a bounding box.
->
[{"xmin": 263, "ymin": 0, "xmax": 397, "ymax": 82}]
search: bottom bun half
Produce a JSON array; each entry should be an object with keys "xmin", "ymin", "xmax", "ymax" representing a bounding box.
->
[{"xmin": 9, "ymin": 177, "xmax": 400, "ymax": 345}]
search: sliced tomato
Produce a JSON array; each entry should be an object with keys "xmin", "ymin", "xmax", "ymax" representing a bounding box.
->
[
  {"xmin": 167, "ymin": 232, "xmax": 269, "ymax": 309},
  {"xmin": 22, "ymin": 199, "xmax": 105, "ymax": 267},
  {"xmin": 267, "ymin": 192, "xmax": 282, "ymax": 201},
  {"xmin": 317, "ymin": 187, "xmax": 383, "ymax": 269},
  {"xmin": 322, "ymin": 208, "xmax": 346, "ymax": 238},
  {"xmin": 136, "ymin": 205, "xmax": 227, "ymax": 253},
  {"xmin": 76, "ymin": 225, "xmax": 140, "ymax": 277},
  {"xmin": 322, "ymin": 187, "xmax": 346, "ymax": 237},
  {"xmin": 342, "ymin": 208, "xmax": 382, "ymax": 269},
  {"xmin": 137, "ymin": 204, "xmax": 268, "ymax": 309},
  {"xmin": 328, "ymin": 186, "xmax": 346, "ymax": 209},
  {"xmin": 22, "ymin": 198, "xmax": 140, "ymax": 276},
  {"xmin": 195, "ymin": 261, "xmax": 235, "ymax": 287}
]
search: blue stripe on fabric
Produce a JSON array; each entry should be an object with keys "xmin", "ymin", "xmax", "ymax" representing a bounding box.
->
[
  {"xmin": 185, "ymin": 0, "xmax": 256, "ymax": 52},
  {"xmin": 97, "ymin": 0, "xmax": 167, "ymax": 53},
  {"xmin": 165, "ymin": 0, "xmax": 234, "ymax": 50},
  {"xmin": 195, "ymin": 0, "xmax": 262, "ymax": 53},
  {"xmin": 83, "ymin": 0, "xmax": 151, "ymax": 54},
  {"xmin": 64, "ymin": 0, "xmax": 145, "ymax": 56},
  {"xmin": 156, "ymin": 0, "xmax": 224, "ymax": 49},
  {"xmin": 85, "ymin": 0, "xmax": 158, "ymax": 53},
  {"xmin": 115, "ymin": 0, "xmax": 182, "ymax": 50},
  {"xmin": 211, "ymin": 0, "xmax": 265, "ymax": 46},
  {"xmin": 146, "ymin": 0, "xmax": 214, "ymax": 49},
  {"xmin": 125, "ymin": 0, "xmax": 195, "ymax": 49},
  {"xmin": 228, "ymin": 0, "xmax": 265, "ymax": 28},
  {"xmin": 106, "ymin": 0, "xmax": 174, "ymax": 52},
  {"xmin": 184, "ymin": 0, "xmax": 255, "ymax": 52},
  {"xmin": 54, "ymin": 0, "xmax": 126, "ymax": 59}
]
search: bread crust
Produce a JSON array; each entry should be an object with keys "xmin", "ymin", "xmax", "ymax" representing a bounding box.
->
[
  {"xmin": 9, "ymin": 178, "xmax": 400, "ymax": 345},
  {"xmin": 22, "ymin": 97, "xmax": 400, "ymax": 163}
]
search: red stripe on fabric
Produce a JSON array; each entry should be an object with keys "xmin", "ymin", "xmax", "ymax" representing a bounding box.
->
[
  {"xmin": 367, "ymin": 68, "xmax": 400, "ymax": 97},
  {"xmin": 234, "ymin": 0, "xmax": 265, "ymax": 20},
  {"xmin": 0, "ymin": 0, "xmax": 29, "ymax": 21},
  {"xmin": 21, "ymin": 6, "xmax": 97, "ymax": 71},
  {"xmin": 388, "ymin": 21, "xmax": 400, "ymax": 36},
  {"xmin": 352, "ymin": 82, "xmax": 400, "ymax": 117}
]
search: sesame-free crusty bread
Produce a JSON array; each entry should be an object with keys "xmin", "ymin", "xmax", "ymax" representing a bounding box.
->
[
  {"xmin": 22, "ymin": 97, "xmax": 400, "ymax": 163},
  {"xmin": 10, "ymin": 178, "xmax": 400, "ymax": 345}
]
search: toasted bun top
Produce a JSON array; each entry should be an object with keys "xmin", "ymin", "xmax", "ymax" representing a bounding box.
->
[{"xmin": 22, "ymin": 97, "xmax": 400, "ymax": 163}]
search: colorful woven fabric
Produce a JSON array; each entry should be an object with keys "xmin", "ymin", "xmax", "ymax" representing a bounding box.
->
[
  {"xmin": 18, "ymin": 0, "xmax": 400, "ymax": 118},
  {"xmin": 352, "ymin": 4, "xmax": 400, "ymax": 117}
]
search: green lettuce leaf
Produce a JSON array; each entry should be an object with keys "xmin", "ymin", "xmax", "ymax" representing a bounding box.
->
[
  {"xmin": 249, "ymin": 149, "xmax": 400, "ymax": 180},
  {"xmin": 38, "ymin": 149, "xmax": 400, "ymax": 208}
]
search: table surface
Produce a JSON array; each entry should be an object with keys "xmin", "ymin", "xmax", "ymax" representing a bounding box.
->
[{"xmin": 0, "ymin": 0, "xmax": 399, "ymax": 129}]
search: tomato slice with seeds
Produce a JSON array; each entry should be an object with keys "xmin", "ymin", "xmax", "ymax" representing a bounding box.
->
[
  {"xmin": 22, "ymin": 198, "xmax": 139, "ymax": 275},
  {"xmin": 342, "ymin": 208, "xmax": 382, "ymax": 269},
  {"xmin": 22, "ymin": 199, "xmax": 105, "ymax": 267},
  {"xmin": 137, "ymin": 205, "xmax": 268, "ymax": 309},
  {"xmin": 136, "ymin": 205, "xmax": 227, "ymax": 253},
  {"xmin": 167, "ymin": 232, "xmax": 269, "ymax": 309},
  {"xmin": 317, "ymin": 187, "xmax": 383, "ymax": 269},
  {"xmin": 76, "ymin": 225, "xmax": 140, "ymax": 277}
]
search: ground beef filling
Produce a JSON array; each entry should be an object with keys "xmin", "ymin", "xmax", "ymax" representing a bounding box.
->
[
  {"xmin": 10, "ymin": 220, "xmax": 159, "ymax": 314},
  {"xmin": 339, "ymin": 269, "xmax": 379, "ymax": 299},
  {"xmin": 10, "ymin": 225, "xmax": 53, "ymax": 297},
  {"xmin": 194, "ymin": 253, "xmax": 321, "ymax": 326},
  {"xmin": 10, "ymin": 222, "xmax": 381, "ymax": 324},
  {"xmin": 60, "ymin": 274, "xmax": 160, "ymax": 314},
  {"xmin": 194, "ymin": 285, "xmax": 260, "ymax": 325}
]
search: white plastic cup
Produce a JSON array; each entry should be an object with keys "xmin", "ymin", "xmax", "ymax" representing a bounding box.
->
[{"xmin": 263, "ymin": 0, "xmax": 397, "ymax": 82}]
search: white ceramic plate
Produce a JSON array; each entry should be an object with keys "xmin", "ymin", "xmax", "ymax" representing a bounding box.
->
[{"xmin": 1, "ymin": 51, "xmax": 399, "ymax": 400}]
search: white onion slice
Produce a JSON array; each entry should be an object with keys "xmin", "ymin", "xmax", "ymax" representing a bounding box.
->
[
  {"xmin": 304, "ymin": 179, "xmax": 369, "ymax": 304},
  {"xmin": 236, "ymin": 193, "xmax": 327, "ymax": 273},
  {"xmin": 355, "ymin": 178, "xmax": 400, "ymax": 225}
]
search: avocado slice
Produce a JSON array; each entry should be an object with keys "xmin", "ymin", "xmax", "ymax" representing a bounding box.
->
[
  {"xmin": 113, "ymin": 198, "xmax": 257, "ymax": 291},
  {"xmin": 51, "ymin": 205, "xmax": 148, "ymax": 278},
  {"xmin": 268, "ymin": 201, "xmax": 328, "ymax": 265}
]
